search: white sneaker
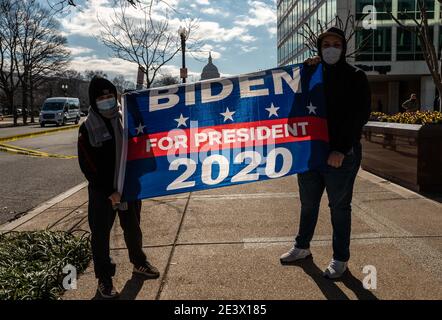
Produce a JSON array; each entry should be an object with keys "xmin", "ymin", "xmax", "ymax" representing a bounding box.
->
[
  {"xmin": 280, "ymin": 246, "xmax": 312, "ymax": 264},
  {"xmin": 323, "ymin": 259, "xmax": 348, "ymax": 279}
]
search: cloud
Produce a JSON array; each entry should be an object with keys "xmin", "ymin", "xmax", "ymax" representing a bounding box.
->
[
  {"xmin": 235, "ymin": 0, "xmax": 276, "ymax": 36},
  {"xmin": 61, "ymin": 0, "xmax": 111, "ymax": 37},
  {"xmin": 239, "ymin": 45, "xmax": 259, "ymax": 53},
  {"xmin": 194, "ymin": 21, "xmax": 256, "ymax": 43},
  {"xmin": 189, "ymin": 43, "xmax": 222, "ymax": 60},
  {"xmin": 195, "ymin": 0, "xmax": 210, "ymax": 5},
  {"xmin": 201, "ymin": 7, "xmax": 229, "ymax": 17},
  {"xmin": 61, "ymin": 0, "xmax": 276, "ymax": 80},
  {"xmin": 66, "ymin": 46, "xmax": 94, "ymax": 56},
  {"xmin": 61, "ymin": 0, "xmax": 174, "ymax": 37},
  {"xmin": 69, "ymin": 55, "xmax": 139, "ymax": 81}
]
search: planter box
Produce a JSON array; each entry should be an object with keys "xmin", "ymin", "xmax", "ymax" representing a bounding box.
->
[{"xmin": 361, "ymin": 121, "xmax": 442, "ymax": 193}]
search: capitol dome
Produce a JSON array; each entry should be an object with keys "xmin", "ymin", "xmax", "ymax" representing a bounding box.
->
[{"xmin": 200, "ymin": 52, "xmax": 220, "ymax": 80}]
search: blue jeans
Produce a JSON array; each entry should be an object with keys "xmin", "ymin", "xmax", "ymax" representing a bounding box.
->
[{"xmin": 295, "ymin": 142, "xmax": 362, "ymax": 262}]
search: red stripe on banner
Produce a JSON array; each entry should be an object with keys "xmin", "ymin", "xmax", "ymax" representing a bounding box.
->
[{"xmin": 127, "ymin": 117, "xmax": 328, "ymax": 161}]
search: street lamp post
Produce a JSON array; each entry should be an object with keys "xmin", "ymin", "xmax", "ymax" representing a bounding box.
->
[{"xmin": 178, "ymin": 26, "xmax": 188, "ymax": 84}]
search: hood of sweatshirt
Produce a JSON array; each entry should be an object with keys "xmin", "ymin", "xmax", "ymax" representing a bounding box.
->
[
  {"xmin": 88, "ymin": 76, "xmax": 118, "ymax": 115},
  {"xmin": 316, "ymin": 27, "xmax": 347, "ymax": 66}
]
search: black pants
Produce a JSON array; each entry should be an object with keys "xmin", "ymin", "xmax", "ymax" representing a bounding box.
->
[
  {"xmin": 88, "ymin": 186, "xmax": 146, "ymax": 279},
  {"xmin": 295, "ymin": 143, "xmax": 362, "ymax": 262}
]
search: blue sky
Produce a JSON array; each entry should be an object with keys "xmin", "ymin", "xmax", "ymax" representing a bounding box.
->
[{"xmin": 59, "ymin": 0, "xmax": 277, "ymax": 83}]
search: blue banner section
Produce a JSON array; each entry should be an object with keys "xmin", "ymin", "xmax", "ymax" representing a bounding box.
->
[{"xmin": 121, "ymin": 64, "xmax": 329, "ymax": 201}]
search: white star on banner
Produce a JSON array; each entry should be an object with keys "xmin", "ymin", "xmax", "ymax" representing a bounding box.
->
[
  {"xmin": 220, "ymin": 107, "xmax": 236, "ymax": 122},
  {"xmin": 135, "ymin": 123, "xmax": 145, "ymax": 135},
  {"xmin": 306, "ymin": 102, "xmax": 317, "ymax": 115},
  {"xmin": 175, "ymin": 113, "xmax": 189, "ymax": 128},
  {"xmin": 265, "ymin": 103, "xmax": 280, "ymax": 118}
]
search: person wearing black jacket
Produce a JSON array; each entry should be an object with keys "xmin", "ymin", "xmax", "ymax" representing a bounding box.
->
[
  {"xmin": 280, "ymin": 27, "xmax": 371, "ymax": 279},
  {"xmin": 78, "ymin": 76, "xmax": 159, "ymax": 299}
]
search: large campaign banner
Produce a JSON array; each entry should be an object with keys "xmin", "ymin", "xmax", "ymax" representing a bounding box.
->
[{"xmin": 119, "ymin": 64, "xmax": 329, "ymax": 201}]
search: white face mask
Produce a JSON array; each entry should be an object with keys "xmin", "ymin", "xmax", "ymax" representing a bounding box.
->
[
  {"xmin": 96, "ymin": 97, "xmax": 116, "ymax": 111},
  {"xmin": 322, "ymin": 47, "xmax": 342, "ymax": 65}
]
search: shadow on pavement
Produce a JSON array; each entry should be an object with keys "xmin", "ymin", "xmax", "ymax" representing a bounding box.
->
[
  {"xmin": 118, "ymin": 274, "xmax": 147, "ymax": 300},
  {"xmin": 419, "ymin": 191, "xmax": 442, "ymax": 204},
  {"xmin": 90, "ymin": 274, "xmax": 147, "ymax": 300},
  {"xmin": 283, "ymin": 256, "xmax": 379, "ymax": 300}
]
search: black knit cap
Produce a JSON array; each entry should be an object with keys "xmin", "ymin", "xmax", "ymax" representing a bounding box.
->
[
  {"xmin": 88, "ymin": 76, "xmax": 117, "ymax": 112},
  {"xmin": 316, "ymin": 27, "xmax": 347, "ymax": 62}
]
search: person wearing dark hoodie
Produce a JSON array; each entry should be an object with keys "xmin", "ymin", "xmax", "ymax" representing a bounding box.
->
[
  {"xmin": 280, "ymin": 27, "xmax": 371, "ymax": 279},
  {"xmin": 78, "ymin": 76, "xmax": 159, "ymax": 299}
]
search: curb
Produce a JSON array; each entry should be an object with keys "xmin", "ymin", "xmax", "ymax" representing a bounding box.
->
[
  {"xmin": 358, "ymin": 169, "xmax": 442, "ymax": 208},
  {"xmin": 0, "ymin": 182, "xmax": 88, "ymax": 233},
  {"xmin": 0, "ymin": 124, "xmax": 80, "ymax": 143}
]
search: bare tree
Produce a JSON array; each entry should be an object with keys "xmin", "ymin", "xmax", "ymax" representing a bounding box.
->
[
  {"xmin": 298, "ymin": 11, "xmax": 372, "ymax": 58},
  {"xmin": 383, "ymin": 0, "xmax": 442, "ymax": 111},
  {"xmin": 84, "ymin": 70, "xmax": 108, "ymax": 80},
  {"xmin": 151, "ymin": 73, "xmax": 180, "ymax": 87},
  {"xmin": 0, "ymin": 0, "xmax": 21, "ymax": 122},
  {"xmin": 112, "ymin": 74, "xmax": 135, "ymax": 93},
  {"xmin": 14, "ymin": 0, "xmax": 70, "ymax": 123},
  {"xmin": 98, "ymin": 1, "xmax": 199, "ymax": 88},
  {"xmin": 0, "ymin": 0, "xmax": 69, "ymax": 125},
  {"xmin": 45, "ymin": 0, "xmax": 176, "ymax": 16},
  {"xmin": 56, "ymin": 69, "xmax": 84, "ymax": 81}
]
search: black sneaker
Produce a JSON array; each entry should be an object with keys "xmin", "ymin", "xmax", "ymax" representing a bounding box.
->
[
  {"xmin": 133, "ymin": 261, "xmax": 160, "ymax": 279},
  {"xmin": 97, "ymin": 278, "xmax": 120, "ymax": 299}
]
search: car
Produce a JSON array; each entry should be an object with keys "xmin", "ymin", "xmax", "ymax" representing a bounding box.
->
[{"xmin": 39, "ymin": 97, "xmax": 81, "ymax": 127}]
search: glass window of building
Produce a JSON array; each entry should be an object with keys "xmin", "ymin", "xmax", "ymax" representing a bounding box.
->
[
  {"xmin": 397, "ymin": 26, "xmax": 434, "ymax": 60},
  {"xmin": 355, "ymin": 28, "xmax": 374, "ymax": 61},
  {"xmin": 355, "ymin": 27, "xmax": 392, "ymax": 61},
  {"xmin": 309, "ymin": 14, "xmax": 316, "ymax": 34},
  {"xmin": 299, "ymin": 2, "xmax": 302, "ymax": 25},
  {"xmin": 417, "ymin": 1, "xmax": 435, "ymax": 19},
  {"xmin": 439, "ymin": 26, "xmax": 442, "ymax": 59},
  {"xmin": 373, "ymin": 27, "xmax": 392, "ymax": 60},
  {"xmin": 398, "ymin": 0, "xmax": 415, "ymax": 14},
  {"xmin": 397, "ymin": 27, "xmax": 413, "ymax": 60},
  {"xmin": 397, "ymin": 0, "xmax": 434, "ymax": 19},
  {"xmin": 331, "ymin": 0, "xmax": 337, "ymax": 23},
  {"xmin": 303, "ymin": 0, "xmax": 309, "ymax": 16},
  {"xmin": 277, "ymin": 1, "xmax": 281, "ymax": 21},
  {"xmin": 414, "ymin": 26, "xmax": 434, "ymax": 60}
]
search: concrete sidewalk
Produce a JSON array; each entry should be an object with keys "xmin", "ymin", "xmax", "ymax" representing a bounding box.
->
[{"xmin": 2, "ymin": 169, "xmax": 441, "ymax": 300}]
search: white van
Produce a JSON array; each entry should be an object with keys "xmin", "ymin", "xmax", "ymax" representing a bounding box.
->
[{"xmin": 39, "ymin": 97, "xmax": 81, "ymax": 127}]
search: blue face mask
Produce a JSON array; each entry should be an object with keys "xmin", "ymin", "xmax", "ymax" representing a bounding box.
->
[{"xmin": 96, "ymin": 97, "xmax": 116, "ymax": 111}]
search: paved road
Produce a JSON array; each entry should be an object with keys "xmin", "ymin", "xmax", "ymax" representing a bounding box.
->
[
  {"xmin": 0, "ymin": 127, "xmax": 84, "ymax": 224},
  {"xmin": 0, "ymin": 119, "xmax": 82, "ymax": 139}
]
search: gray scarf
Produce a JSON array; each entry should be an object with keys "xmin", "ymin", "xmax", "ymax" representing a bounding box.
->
[{"xmin": 84, "ymin": 105, "xmax": 127, "ymax": 210}]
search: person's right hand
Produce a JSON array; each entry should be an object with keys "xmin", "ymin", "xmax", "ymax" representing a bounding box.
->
[
  {"xmin": 304, "ymin": 56, "xmax": 321, "ymax": 66},
  {"xmin": 108, "ymin": 192, "xmax": 121, "ymax": 206}
]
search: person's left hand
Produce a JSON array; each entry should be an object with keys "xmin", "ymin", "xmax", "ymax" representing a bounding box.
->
[
  {"xmin": 327, "ymin": 151, "xmax": 345, "ymax": 168},
  {"xmin": 108, "ymin": 192, "xmax": 121, "ymax": 206}
]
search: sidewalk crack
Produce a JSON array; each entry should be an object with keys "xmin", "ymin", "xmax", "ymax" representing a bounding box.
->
[{"xmin": 155, "ymin": 191, "xmax": 192, "ymax": 300}]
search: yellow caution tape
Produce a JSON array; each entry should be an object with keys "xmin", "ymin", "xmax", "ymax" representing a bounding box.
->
[
  {"xmin": 0, "ymin": 142, "xmax": 77, "ymax": 159},
  {"xmin": 0, "ymin": 124, "xmax": 80, "ymax": 143}
]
